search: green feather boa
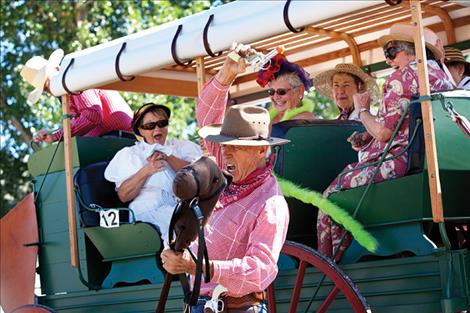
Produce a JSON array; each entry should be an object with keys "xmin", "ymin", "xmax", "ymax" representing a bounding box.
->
[
  {"xmin": 275, "ymin": 175, "xmax": 378, "ymax": 253},
  {"xmin": 269, "ymin": 98, "xmax": 314, "ymax": 122}
]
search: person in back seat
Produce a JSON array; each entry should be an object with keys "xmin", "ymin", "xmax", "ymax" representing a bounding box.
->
[
  {"xmin": 221, "ymin": 43, "xmax": 316, "ymax": 125},
  {"xmin": 314, "ymin": 63, "xmax": 379, "ymax": 150},
  {"xmin": 444, "ymin": 47, "xmax": 470, "ymax": 90},
  {"xmin": 313, "ymin": 63, "xmax": 379, "ymax": 121},
  {"xmin": 317, "ymin": 23, "xmax": 453, "ymax": 262},
  {"xmin": 257, "ymin": 53, "xmax": 317, "ymax": 124},
  {"xmin": 313, "ymin": 63, "xmax": 378, "ymax": 121},
  {"xmin": 20, "ymin": 49, "xmax": 133, "ymax": 143},
  {"xmin": 104, "ymin": 103, "xmax": 202, "ymax": 245}
]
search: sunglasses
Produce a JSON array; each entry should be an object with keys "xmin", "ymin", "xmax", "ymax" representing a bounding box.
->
[
  {"xmin": 140, "ymin": 119, "xmax": 169, "ymax": 130},
  {"xmin": 267, "ymin": 88, "xmax": 292, "ymax": 96},
  {"xmin": 384, "ymin": 46, "xmax": 402, "ymax": 60}
]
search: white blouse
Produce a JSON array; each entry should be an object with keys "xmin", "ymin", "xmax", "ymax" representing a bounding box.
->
[{"xmin": 104, "ymin": 138, "xmax": 202, "ymax": 244}]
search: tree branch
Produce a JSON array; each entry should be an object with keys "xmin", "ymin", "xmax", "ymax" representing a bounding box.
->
[{"xmin": 0, "ymin": 92, "xmax": 33, "ymax": 143}]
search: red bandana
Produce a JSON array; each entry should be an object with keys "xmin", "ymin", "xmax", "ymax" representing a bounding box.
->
[{"xmin": 220, "ymin": 156, "xmax": 275, "ymax": 207}]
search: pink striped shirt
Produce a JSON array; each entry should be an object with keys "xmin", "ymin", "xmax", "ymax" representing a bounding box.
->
[
  {"xmin": 52, "ymin": 89, "xmax": 133, "ymax": 141},
  {"xmin": 195, "ymin": 77, "xmax": 289, "ymax": 297}
]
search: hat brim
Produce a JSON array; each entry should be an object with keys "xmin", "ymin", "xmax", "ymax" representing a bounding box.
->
[
  {"xmin": 132, "ymin": 103, "xmax": 172, "ymax": 136},
  {"xmin": 27, "ymin": 88, "xmax": 43, "ymax": 105},
  {"xmin": 199, "ymin": 124, "xmax": 290, "ymax": 146},
  {"xmin": 313, "ymin": 65, "xmax": 379, "ymax": 104},
  {"xmin": 47, "ymin": 49, "xmax": 64, "ymax": 71},
  {"xmin": 377, "ymin": 34, "xmax": 442, "ymax": 60}
]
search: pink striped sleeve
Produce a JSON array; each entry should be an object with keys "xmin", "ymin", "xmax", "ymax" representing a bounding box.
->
[
  {"xmin": 98, "ymin": 90, "xmax": 133, "ymax": 132},
  {"xmin": 52, "ymin": 90, "xmax": 103, "ymax": 140},
  {"xmin": 196, "ymin": 77, "xmax": 231, "ymax": 166}
]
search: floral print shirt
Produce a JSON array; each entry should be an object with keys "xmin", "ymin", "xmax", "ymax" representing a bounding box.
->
[{"xmin": 358, "ymin": 60, "xmax": 452, "ymax": 163}]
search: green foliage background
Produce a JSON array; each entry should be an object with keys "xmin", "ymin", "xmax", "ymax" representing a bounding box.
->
[
  {"xmin": 0, "ymin": 0, "xmax": 228, "ymax": 216},
  {"xmin": 0, "ymin": 0, "xmax": 340, "ymax": 216}
]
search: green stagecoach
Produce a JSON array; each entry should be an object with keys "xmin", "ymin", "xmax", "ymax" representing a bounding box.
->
[{"xmin": 2, "ymin": 1, "xmax": 470, "ymax": 312}]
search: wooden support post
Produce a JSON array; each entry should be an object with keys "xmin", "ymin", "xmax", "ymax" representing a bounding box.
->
[
  {"xmin": 410, "ymin": 0, "xmax": 444, "ymax": 223},
  {"xmin": 195, "ymin": 56, "xmax": 206, "ymax": 96},
  {"xmin": 62, "ymin": 95, "xmax": 79, "ymax": 267},
  {"xmin": 402, "ymin": 2, "xmax": 456, "ymax": 45},
  {"xmin": 306, "ymin": 26, "xmax": 362, "ymax": 67}
]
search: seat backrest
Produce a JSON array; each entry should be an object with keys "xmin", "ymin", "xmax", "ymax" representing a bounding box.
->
[
  {"xmin": 74, "ymin": 161, "xmax": 129, "ymax": 227},
  {"xmin": 83, "ymin": 222, "xmax": 162, "ymax": 261},
  {"xmin": 407, "ymin": 99, "xmax": 425, "ymax": 175},
  {"xmin": 272, "ymin": 119, "xmax": 364, "ymax": 247},
  {"xmin": 273, "ymin": 119, "xmax": 364, "ymax": 191},
  {"xmin": 101, "ymin": 130, "xmax": 136, "ymax": 140}
]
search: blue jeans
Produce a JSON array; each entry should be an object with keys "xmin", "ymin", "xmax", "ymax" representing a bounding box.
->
[{"xmin": 191, "ymin": 297, "xmax": 268, "ymax": 313}]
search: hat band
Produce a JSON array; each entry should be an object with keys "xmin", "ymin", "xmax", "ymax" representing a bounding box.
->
[{"xmin": 220, "ymin": 131, "xmax": 269, "ymax": 141}]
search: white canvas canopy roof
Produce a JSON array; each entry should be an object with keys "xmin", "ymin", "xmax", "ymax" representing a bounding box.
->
[{"xmin": 50, "ymin": 0, "xmax": 470, "ymax": 100}]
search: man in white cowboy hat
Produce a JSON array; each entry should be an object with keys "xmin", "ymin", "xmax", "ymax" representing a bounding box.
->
[
  {"xmin": 20, "ymin": 49, "xmax": 133, "ymax": 143},
  {"xmin": 161, "ymin": 44, "xmax": 290, "ymax": 312}
]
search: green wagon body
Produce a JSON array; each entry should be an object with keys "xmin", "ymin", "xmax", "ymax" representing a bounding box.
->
[{"xmin": 22, "ymin": 92, "xmax": 469, "ymax": 312}]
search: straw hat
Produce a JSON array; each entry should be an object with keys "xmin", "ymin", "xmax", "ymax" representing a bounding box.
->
[
  {"xmin": 132, "ymin": 103, "xmax": 172, "ymax": 136},
  {"xmin": 199, "ymin": 105, "xmax": 290, "ymax": 146},
  {"xmin": 20, "ymin": 49, "xmax": 64, "ymax": 104},
  {"xmin": 444, "ymin": 47, "xmax": 470, "ymax": 70},
  {"xmin": 377, "ymin": 23, "xmax": 442, "ymax": 60},
  {"xmin": 313, "ymin": 63, "xmax": 378, "ymax": 101}
]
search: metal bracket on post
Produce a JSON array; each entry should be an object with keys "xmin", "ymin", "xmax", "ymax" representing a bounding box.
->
[
  {"xmin": 203, "ymin": 14, "xmax": 222, "ymax": 57},
  {"xmin": 115, "ymin": 42, "xmax": 135, "ymax": 81},
  {"xmin": 171, "ymin": 24, "xmax": 193, "ymax": 66},
  {"xmin": 283, "ymin": 0, "xmax": 304, "ymax": 33}
]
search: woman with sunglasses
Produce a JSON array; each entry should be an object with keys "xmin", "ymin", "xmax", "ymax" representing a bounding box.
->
[
  {"xmin": 317, "ymin": 23, "xmax": 452, "ymax": 262},
  {"xmin": 257, "ymin": 54, "xmax": 316, "ymax": 124},
  {"xmin": 104, "ymin": 103, "xmax": 202, "ymax": 245}
]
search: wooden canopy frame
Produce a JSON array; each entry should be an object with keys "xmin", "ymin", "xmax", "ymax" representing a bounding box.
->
[{"xmin": 62, "ymin": 0, "xmax": 469, "ymax": 267}]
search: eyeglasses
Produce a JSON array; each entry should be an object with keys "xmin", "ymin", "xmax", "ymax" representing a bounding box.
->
[
  {"xmin": 140, "ymin": 119, "xmax": 169, "ymax": 130},
  {"xmin": 384, "ymin": 46, "xmax": 402, "ymax": 60},
  {"xmin": 266, "ymin": 88, "xmax": 292, "ymax": 96}
]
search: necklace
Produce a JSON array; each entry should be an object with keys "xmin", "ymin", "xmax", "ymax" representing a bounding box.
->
[{"xmin": 269, "ymin": 98, "xmax": 314, "ymax": 122}]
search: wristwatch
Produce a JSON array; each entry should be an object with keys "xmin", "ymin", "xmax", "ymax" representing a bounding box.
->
[{"xmin": 359, "ymin": 108, "xmax": 369, "ymax": 117}]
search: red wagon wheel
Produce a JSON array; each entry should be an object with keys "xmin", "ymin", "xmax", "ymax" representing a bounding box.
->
[{"xmin": 268, "ymin": 241, "xmax": 370, "ymax": 313}]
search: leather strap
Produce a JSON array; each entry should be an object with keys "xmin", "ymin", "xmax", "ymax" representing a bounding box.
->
[{"xmin": 224, "ymin": 292, "xmax": 265, "ymax": 309}]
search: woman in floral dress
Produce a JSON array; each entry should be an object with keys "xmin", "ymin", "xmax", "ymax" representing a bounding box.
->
[{"xmin": 317, "ymin": 23, "xmax": 453, "ymax": 261}]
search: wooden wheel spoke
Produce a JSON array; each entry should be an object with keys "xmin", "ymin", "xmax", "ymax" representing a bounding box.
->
[
  {"xmin": 317, "ymin": 286, "xmax": 340, "ymax": 313},
  {"xmin": 269, "ymin": 241, "xmax": 370, "ymax": 313},
  {"xmin": 288, "ymin": 260, "xmax": 307, "ymax": 313}
]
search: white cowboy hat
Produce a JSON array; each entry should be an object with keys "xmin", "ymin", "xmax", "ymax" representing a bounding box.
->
[
  {"xmin": 20, "ymin": 49, "xmax": 64, "ymax": 104},
  {"xmin": 199, "ymin": 104, "xmax": 290, "ymax": 146}
]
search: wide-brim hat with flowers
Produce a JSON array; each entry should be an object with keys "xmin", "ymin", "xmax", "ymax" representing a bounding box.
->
[
  {"xmin": 199, "ymin": 105, "xmax": 290, "ymax": 146},
  {"xmin": 313, "ymin": 63, "xmax": 379, "ymax": 102},
  {"xmin": 20, "ymin": 49, "xmax": 64, "ymax": 104},
  {"xmin": 377, "ymin": 23, "xmax": 442, "ymax": 60}
]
